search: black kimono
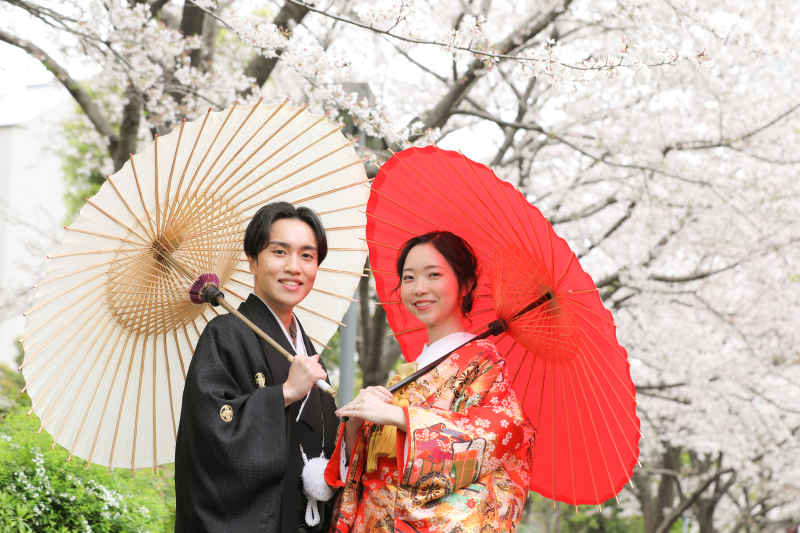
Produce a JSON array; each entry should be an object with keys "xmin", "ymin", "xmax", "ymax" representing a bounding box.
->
[{"xmin": 175, "ymin": 294, "xmax": 338, "ymax": 533}]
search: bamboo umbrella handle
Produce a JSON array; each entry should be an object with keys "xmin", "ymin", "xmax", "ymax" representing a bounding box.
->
[
  {"xmin": 159, "ymin": 250, "xmax": 337, "ymax": 398},
  {"xmin": 213, "ymin": 295, "xmax": 337, "ymax": 398}
]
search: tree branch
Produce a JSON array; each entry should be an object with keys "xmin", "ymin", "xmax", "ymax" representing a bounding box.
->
[
  {"xmin": 713, "ymin": 470, "xmax": 738, "ymax": 504},
  {"xmin": 491, "ymin": 74, "xmax": 538, "ymax": 166},
  {"xmin": 149, "ymin": 0, "xmax": 171, "ymax": 19},
  {"xmin": 550, "ymin": 195, "xmax": 619, "ymax": 224},
  {"xmin": 726, "ymin": 145, "xmax": 800, "ymax": 165},
  {"xmin": 636, "ymin": 382, "xmax": 687, "ymax": 391},
  {"xmin": 389, "ymin": 40, "xmax": 449, "ymax": 84},
  {"xmin": 541, "ymin": 131, "xmax": 720, "ymax": 188},
  {"xmin": 238, "ymin": 1, "xmax": 310, "ymax": 96},
  {"xmin": 662, "ymin": 103, "xmax": 800, "ymax": 155},
  {"xmin": 649, "ymin": 262, "xmax": 740, "ymax": 283},
  {"xmin": 278, "ymin": 0, "xmax": 672, "ymax": 77},
  {"xmin": 284, "ymin": 0, "xmax": 566, "ymax": 63},
  {"xmin": 4, "ymin": 0, "xmax": 78, "ymax": 25},
  {"xmin": 579, "ymin": 200, "xmax": 636, "ymax": 258},
  {"xmin": 452, "ymin": 108, "xmax": 544, "ymax": 131},
  {"xmin": 595, "ymin": 272, "xmax": 620, "ymax": 289},
  {"xmin": 407, "ymin": 0, "xmax": 575, "ymax": 138},
  {"xmin": 646, "ymin": 230, "xmax": 799, "ymax": 285},
  {"xmin": 390, "ymin": 44, "xmax": 491, "ymax": 113},
  {"xmin": 636, "ymin": 390, "xmax": 691, "ymax": 404}
]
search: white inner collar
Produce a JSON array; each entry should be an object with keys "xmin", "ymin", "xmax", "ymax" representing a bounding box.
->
[
  {"xmin": 415, "ymin": 331, "xmax": 476, "ymax": 368},
  {"xmin": 255, "ymin": 294, "xmax": 306, "ymax": 357},
  {"xmin": 254, "ymin": 294, "xmax": 312, "ymax": 420}
]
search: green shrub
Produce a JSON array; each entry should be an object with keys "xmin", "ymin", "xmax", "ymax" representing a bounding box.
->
[
  {"xmin": 0, "ymin": 408, "xmax": 174, "ymax": 532},
  {"xmin": 0, "ymin": 490, "xmax": 34, "ymax": 532}
]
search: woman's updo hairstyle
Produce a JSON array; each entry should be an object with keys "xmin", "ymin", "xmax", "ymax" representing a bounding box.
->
[{"xmin": 394, "ymin": 231, "xmax": 479, "ymax": 315}]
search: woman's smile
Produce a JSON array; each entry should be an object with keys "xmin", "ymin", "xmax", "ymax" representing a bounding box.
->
[{"xmin": 414, "ymin": 299, "xmax": 435, "ymax": 310}]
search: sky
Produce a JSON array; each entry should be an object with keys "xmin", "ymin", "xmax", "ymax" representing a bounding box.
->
[
  {"xmin": 0, "ymin": 42, "xmax": 55, "ymax": 94},
  {"xmin": 0, "ymin": 5, "xmax": 98, "ymax": 92}
]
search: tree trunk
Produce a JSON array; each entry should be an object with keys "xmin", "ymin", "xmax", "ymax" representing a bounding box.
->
[
  {"xmin": 633, "ymin": 445, "xmax": 682, "ymax": 533},
  {"xmin": 693, "ymin": 454, "xmax": 736, "ymax": 533},
  {"xmin": 361, "ymin": 303, "xmax": 391, "ymax": 386},
  {"xmin": 356, "ymin": 259, "xmax": 402, "ymax": 388},
  {"xmin": 112, "ymin": 85, "xmax": 142, "ymax": 172},
  {"xmin": 180, "ymin": 1, "xmax": 206, "ymax": 68},
  {"xmin": 696, "ymin": 498, "xmax": 716, "ymax": 533},
  {"xmin": 655, "ymin": 445, "xmax": 682, "ymax": 531}
]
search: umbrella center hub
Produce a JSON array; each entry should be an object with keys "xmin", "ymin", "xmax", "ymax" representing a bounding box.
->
[
  {"xmin": 153, "ymin": 230, "xmax": 184, "ymax": 257},
  {"xmin": 492, "ymin": 245, "xmax": 580, "ymax": 363},
  {"xmin": 106, "ymin": 192, "xmax": 244, "ymax": 336}
]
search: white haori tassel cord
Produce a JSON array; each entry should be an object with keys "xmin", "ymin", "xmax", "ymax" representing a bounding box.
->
[{"xmin": 300, "ymin": 445, "xmax": 335, "ymax": 526}]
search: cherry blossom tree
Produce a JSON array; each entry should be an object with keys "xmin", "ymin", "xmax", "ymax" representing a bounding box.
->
[{"xmin": 2, "ymin": 0, "xmax": 799, "ymax": 531}]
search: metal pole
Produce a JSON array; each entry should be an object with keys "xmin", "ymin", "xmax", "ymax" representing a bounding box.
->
[
  {"xmin": 336, "ymin": 81, "xmax": 371, "ymax": 405},
  {"xmin": 338, "ymin": 291, "xmax": 358, "ymax": 405}
]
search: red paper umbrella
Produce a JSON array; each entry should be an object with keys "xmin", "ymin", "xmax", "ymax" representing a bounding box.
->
[{"xmin": 365, "ymin": 146, "xmax": 640, "ymax": 506}]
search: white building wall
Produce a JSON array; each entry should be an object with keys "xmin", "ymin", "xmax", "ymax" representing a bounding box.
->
[{"xmin": 0, "ymin": 83, "xmax": 72, "ymax": 367}]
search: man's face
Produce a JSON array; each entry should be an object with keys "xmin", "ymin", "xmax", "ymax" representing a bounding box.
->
[{"xmin": 248, "ymin": 218, "xmax": 318, "ymax": 316}]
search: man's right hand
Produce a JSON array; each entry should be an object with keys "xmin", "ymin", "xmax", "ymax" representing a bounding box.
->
[{"xmin": 282, "ymin": 354, "xmax": 328, "ymax": 407}]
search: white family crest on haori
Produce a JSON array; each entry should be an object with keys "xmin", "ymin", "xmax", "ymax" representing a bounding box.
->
[{"xmin": 19, "ymin": 100, "xmax": 369, "ymax": 472}]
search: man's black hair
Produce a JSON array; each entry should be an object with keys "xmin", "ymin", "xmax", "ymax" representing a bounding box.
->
[{"xmin": 243, "ymin": 202, "xmax": 327, "ymax": 264}]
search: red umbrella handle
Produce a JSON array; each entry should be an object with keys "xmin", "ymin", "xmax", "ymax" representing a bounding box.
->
[
  {"xmin": 340, "ymin": 292, "xmax": 556, "ymax": 421},
  {"xmin": 387, "ymin": 322, "xmax": 501, "ymax": 394},
  {"xmin": 338, "ymin": 321, "xmax": 500, "ymax": 421},
  {"xmin": 390, "ymin": 291, "xmax": 555, "ymax": 394}
]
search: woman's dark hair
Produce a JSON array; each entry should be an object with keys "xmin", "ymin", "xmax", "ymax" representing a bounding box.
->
[
  {"xmin": 394, "ymin": 231, "xmax": 479, "ymax": 315},
  {"xmin": 244, "ymin": 202, "xmax": 327, "ymax": 264}
]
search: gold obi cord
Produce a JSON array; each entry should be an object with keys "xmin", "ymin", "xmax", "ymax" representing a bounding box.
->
[{"xmin": 366, "ymin": 362, "xmax": 417, "ymax": 473}]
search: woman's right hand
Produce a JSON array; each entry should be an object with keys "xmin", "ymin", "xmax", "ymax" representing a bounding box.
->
[
  {"xmin": 339, "ymin": 387, "xmax": 394, "ymax": 462},
  {"xmin": 336, "ymin": 386, "xmax": 393, "ymax": 421}
]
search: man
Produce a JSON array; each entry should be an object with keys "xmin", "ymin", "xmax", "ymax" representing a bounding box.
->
[{"xmin": 175, "ymin": 202, "xmax": 339, "ymax": 533}]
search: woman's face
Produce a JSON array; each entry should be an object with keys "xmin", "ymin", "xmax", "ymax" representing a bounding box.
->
[{"xmin": 400, "ymin": 243, "xmax": 462, "ymax": 327}]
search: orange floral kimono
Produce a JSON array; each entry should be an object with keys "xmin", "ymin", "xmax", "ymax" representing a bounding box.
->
[{"xmin": 325, "ymin": 335, "xmax": 535, "ymax": 533}]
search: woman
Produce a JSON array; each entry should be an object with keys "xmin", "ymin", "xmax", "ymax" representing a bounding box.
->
[{"xmin": 326, "ymin": 231, "xmax": 535, "ymax": 533}]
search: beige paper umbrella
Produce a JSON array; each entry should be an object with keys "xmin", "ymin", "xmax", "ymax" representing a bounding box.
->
[{"xmin": 19, "ymin": 99, "xmax": 369, "ymax": 472}]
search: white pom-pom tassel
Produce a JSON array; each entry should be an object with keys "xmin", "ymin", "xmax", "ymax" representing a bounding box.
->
[{"xmin": 300, "ymin": 446, "xmax": 335, "ymax": 527}]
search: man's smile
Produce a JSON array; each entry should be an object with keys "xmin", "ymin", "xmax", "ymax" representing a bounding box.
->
[{"xmin": 279, "ymin": 278, "xmax": 303, "ymax": 290}]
